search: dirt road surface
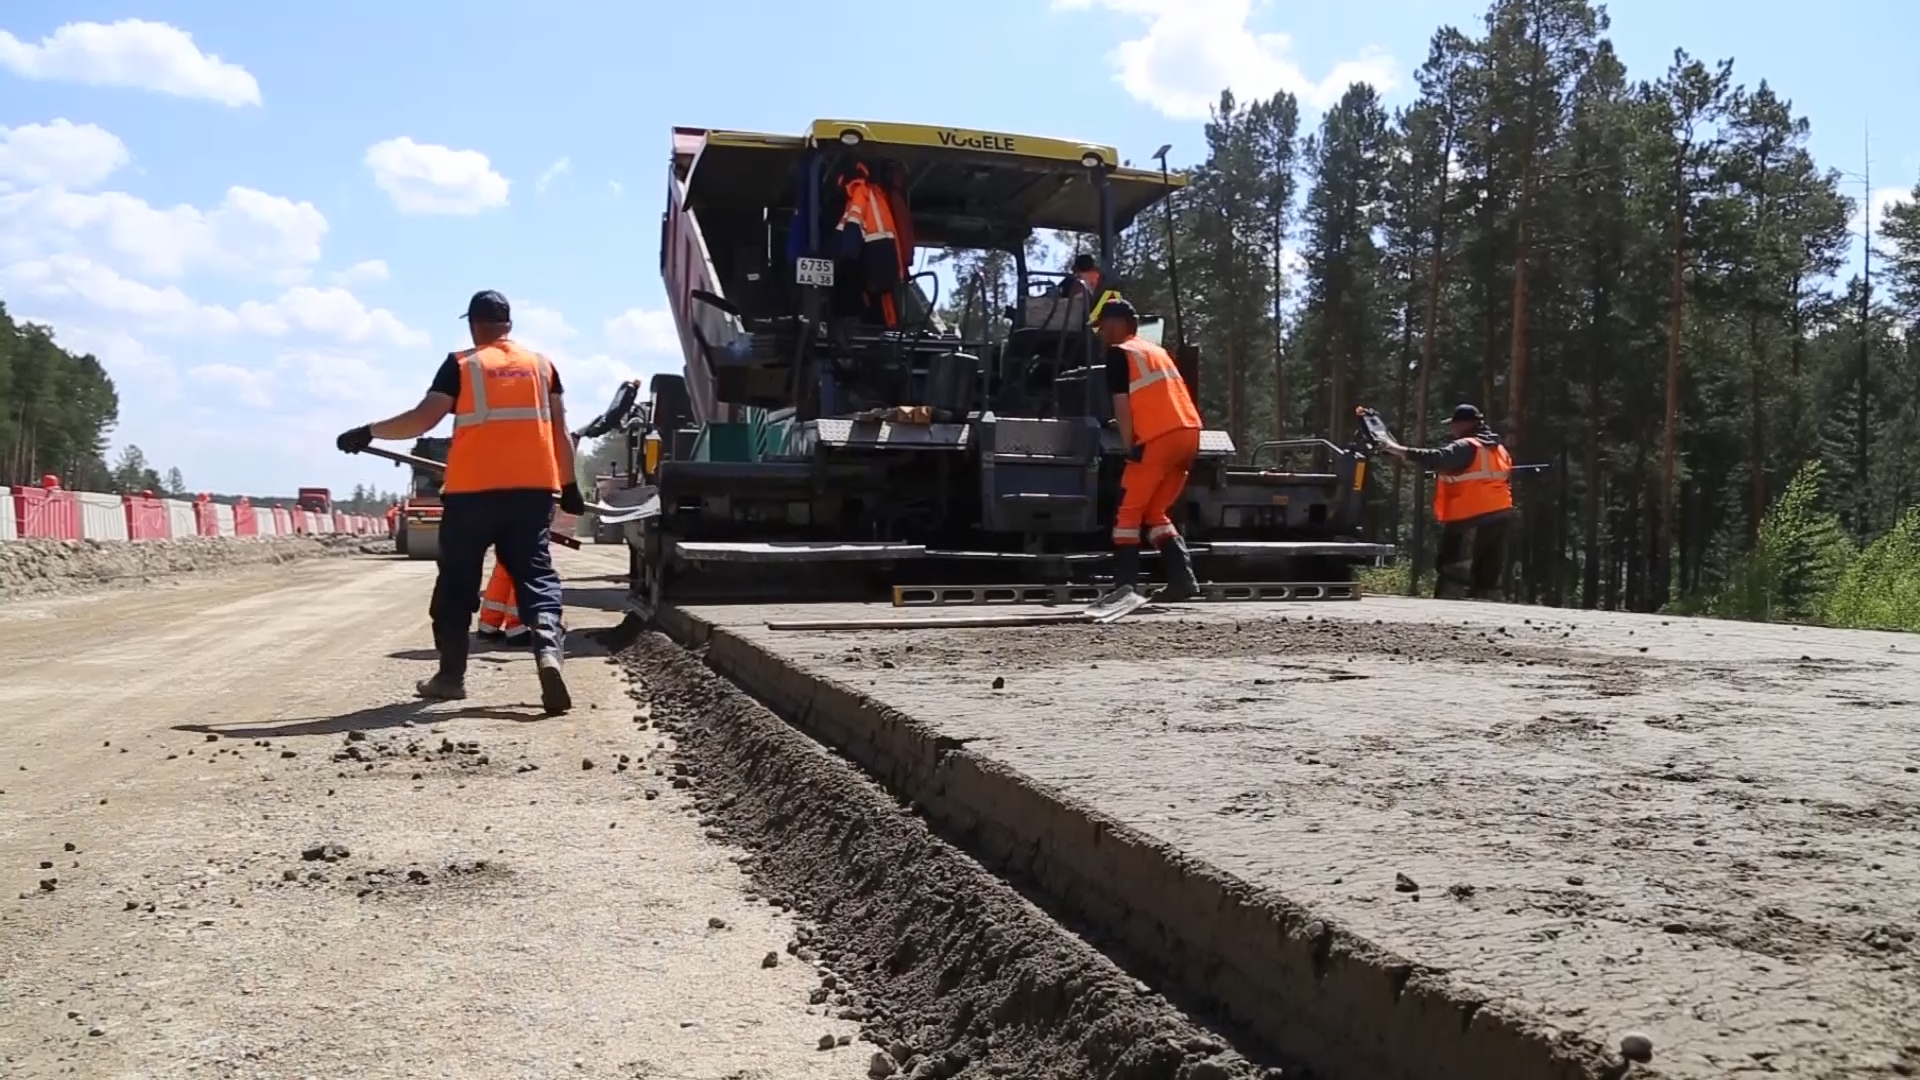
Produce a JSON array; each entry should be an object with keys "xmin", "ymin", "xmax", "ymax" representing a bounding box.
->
[
  {"xmin": 0, "ymin": 547, "xmax": 867, "ymax": 1080},
  {"xmin": 686, "ymin": 598, "xmax": 1920, "ymax": 1079}
]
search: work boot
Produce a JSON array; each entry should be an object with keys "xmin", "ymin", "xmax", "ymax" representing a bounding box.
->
[
  {"xmin": 1157, "ymin": 534, "xmax": 1200, "ymax": 601},
  {"xmin": 1096, "ymin": 545, "xmax": 1141, "ymax": 608},
  {"xmin": 417, "ymin": 624, "xmax": 469, "ymax": 701},
  {"xmin": 529, "ymin": 614, "xmax": 572, "ymax": 716}
]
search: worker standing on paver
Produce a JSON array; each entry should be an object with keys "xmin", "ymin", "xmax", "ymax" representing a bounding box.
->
[
  {"xmin": 335, "ymin": 290, "xmax": 587, "ymax": 714},
  {"xmin": 1374, "ymin": 403, "xmax": 1514, "ymax": 600},
  {"xmin": 1098, "ymin": 298, "xmax": 1202, "ymax": 606}
]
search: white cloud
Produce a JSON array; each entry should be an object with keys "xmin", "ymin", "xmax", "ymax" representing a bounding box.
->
[
  {"xmin": 32, "ymin": 322, "xmax": 179, "ymax": 396},
  {"xmin": 0, "ymin": 119, "xmax": 129, "ymax": 191},
  {"xmin": 189, "ymin": 363, "xmax": 274, "ymax": 408},
  {"xmin": 2, "ymin": 256, "xmax": 425, "ymax": 348},
  {"xmin": 364, "ymin": 137, "xmax": 510, "ymax": 215},
  {"xmin": 1054, "ymin": 0, "xmax": 1397, "ymax": 119},
  {"xmin": 277, "ymin": 349, "xmax": 411, "ymax": 408},
  {"xmin": 0, "ymin": 183, "xmax": 328, "ymax": 282},
  {"xmin": 605, "ymin": 307, "xmax": 677, "ymax": 356},
  {"xmin": 608, "ymin": 180, "xmax": 624, "ymax": 197},
  {"xmin": 514, "ymin": 304, "xmax": 578, "ymax": 353},
  {"xmin": 333, "ymin": 259, "xmax": 389, "ymax": 286},
  {"xmin": 563, "ymin": 352, "xmax": 646, "ymax": 412},
  {"xmin": 536, "ymin": 156, "xmax": 571, "ymax": 194},
  {"xmin": 1, "ymin": 256, "xmax": 239, "ymax": 335},
  {"xmin": 0, "ymin": 20, "xmax": 261, "ymax": 106},
  {"xmin": 1861, "ymin": 185, "xmax": 1911, "ymax": 238},
  {"xmin": 236, "ymin": 286, "xmax": 428, "ymax": 348}
]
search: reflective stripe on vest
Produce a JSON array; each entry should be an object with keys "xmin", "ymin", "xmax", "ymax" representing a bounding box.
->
[
  {"xmin": 442, "ymin": 340, "xmax": 563, "ymax": 494},
  {"xmin": 1118, "ymin": 338, "xmax": 1202, "ymax": 443},
  {"xmin": 452, "ymin": 350, "xmax": 553, "ymax": 429},
  {"xmin": 1432, "ymin": 440, "xmax": 1515, "ymax": 524}
]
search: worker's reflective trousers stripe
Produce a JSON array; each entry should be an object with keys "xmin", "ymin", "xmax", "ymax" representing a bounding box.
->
[
  {"xmin": 1113, "ymin": 427, "xmax": 1201, "ymax": 545},
  {"xmin": 451, "ymin": 349, "xmax": 553, "ymax": 429}
]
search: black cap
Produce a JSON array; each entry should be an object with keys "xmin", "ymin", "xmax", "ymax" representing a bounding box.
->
[
  {"xmin": 462, "ymin": 290, "xmax": 511, "ymax": 323},
  {"xmin": 1071, "ymin": 253, "xmax": 1099, "ymax": 273},
  {"xmin": 1097, "ymin": 297, "xmax": 1138, "ymax": 322},
  {"xmin": 1451, "ymin": 403, "xmax": 1483, "ymax": 424}
]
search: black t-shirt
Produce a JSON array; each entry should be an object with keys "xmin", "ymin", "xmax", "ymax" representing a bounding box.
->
[
  {"xmin": 1103, "ymin": 345, "xmax": 1131, "ymax": 396},
  {"xmin": 428, "ymin": 352, "xmax": 564, "ymax": 399}
]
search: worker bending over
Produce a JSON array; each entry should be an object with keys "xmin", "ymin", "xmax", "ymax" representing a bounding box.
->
[
  {"xmin": 1375, "ymin": 403, "xmax": 1514, "ymax": 600},
  {"xmin": 337, "ymin": 290, "xmax": 588, "ymax": 714},
  {"xmin": 1098, "ymin": 298, "xmax": 1201, "ymax": 605}
]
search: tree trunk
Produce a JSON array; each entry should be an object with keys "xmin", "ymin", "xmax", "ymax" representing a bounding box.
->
[
  {"xmin": 1273, "ymin": 212, "xmax": 1288, "ymax": 439},
  {"xmin": 1392, "ymin": 300, "xmax": 1415, "ymax": 545},
  {"xmin": 1657, "ymin": 150, "xmax": 1687, "ymax": 609},
  {"xmin": 1748, "ymin": 313, "xmax": 1767, "ymax": 541},
  {"xmin": 1410, "ymin": 129, "xmax": 1452, "ymax": 594},
  {"xmin": 1582, "ymin": 280, "xmax": 1607, "ymax": 610},
  {"xmin": 1507, "ymin": 150, "xmax": 1536, "ymax": 452}
]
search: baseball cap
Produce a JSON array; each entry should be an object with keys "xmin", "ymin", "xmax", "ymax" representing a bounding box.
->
[
  {"xmin": 462, "ymin": 290, "xmax": 511, "ymax": 323},
  {"xmin": 1097, "ymin": 297, "xmax": 1138, "ymax": 321},
  {"xmin": 1451, "ymin": 403, "xmax": 1483, "ymax": 424}
]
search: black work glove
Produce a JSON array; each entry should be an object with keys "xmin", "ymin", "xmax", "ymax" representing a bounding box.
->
[
  {"xmin": 1126, "ymin": 443, "xmax": 1145, "ymax": 463},
  {"xmin": 559, "ymin": 483, "xmax": 587, "ymax": 516},
  {"xmin": 336, "ymin": 425, "xmax": 373, "ymax": 454}
]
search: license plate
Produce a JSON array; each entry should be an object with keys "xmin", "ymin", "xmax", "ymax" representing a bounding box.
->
[{"xmin": 795, "ymin": 257, "xmax": 835, "ymax": 287}]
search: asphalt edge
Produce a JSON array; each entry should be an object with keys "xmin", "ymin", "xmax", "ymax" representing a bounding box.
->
[{"xmin": 657, "ymin": 603, "xmax": 1632, "ymax": 1080}]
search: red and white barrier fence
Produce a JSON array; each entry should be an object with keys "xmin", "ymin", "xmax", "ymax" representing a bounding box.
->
[{"xmin": 0, "ymin": 475, "xmax": 395, "ymax": 546}]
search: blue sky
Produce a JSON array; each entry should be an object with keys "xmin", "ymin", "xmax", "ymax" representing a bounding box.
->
[{"xmin": 1, "ymin": 0, "xmax": 1912, "ymax": 496}]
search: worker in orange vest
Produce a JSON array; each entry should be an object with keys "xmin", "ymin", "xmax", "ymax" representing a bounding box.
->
[
  {"xmin": 476, "ymin": 562, "xmax": 528, "ymax": 644},
  {"xmin": 835, "ymin": 162, "xmax": 909, "ymax": 327},
  {"xmin": 336, "ymin": 290, "xmax": 587, "ymax": 714},
  {"xmin": 1097, "ymin": 298, "xmax": 1202, "ymax": 606},
  {"xmin": 1374, "ymin": 403, "xmax": 1515, "ymax": 600}
]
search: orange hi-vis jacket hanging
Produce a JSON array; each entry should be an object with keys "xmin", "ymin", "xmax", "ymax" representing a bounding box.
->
[
  {"xmin": 838, "ymin": 165, "xmax": 908, "ymax": 327},
  {"xmin": 1116, "ymin": 337, "xmax": 1202, "ymax": 443},
  {"xmin": 442, "ymin": 340, "xmax": 563, "ymax": 495},
  {"xmin": 1432, "ymin": 439, "xmax": 1515, "ymax": 524}
]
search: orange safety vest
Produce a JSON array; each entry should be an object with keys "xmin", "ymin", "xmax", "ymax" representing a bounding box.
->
[
  {"xmin": 1432, "ymin": 438, "xmax": 1515, "ymax": 524},
  {"xmin": 1117, "ymin": 336, "xmax": 1202, "ymax": 443},
  {"xmin": 441, "ymin": 340, "xmax": 563, "ymax": 495},
  {"xmin": 839, "ymin": 166, "xmax": 907, "ymax": 327}
]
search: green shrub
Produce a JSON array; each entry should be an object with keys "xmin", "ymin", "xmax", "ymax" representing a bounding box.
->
[
  {"xmin": 1358, "ymin": 561, "xmax": 1417, "ymax": 596},
  {"xmin": 1708, "ymin": 461, "xmax": 1854, "ymax": 623},
  {"xmin": 1823, "ymin": 507, "xmax": 1920, "ymax": 631}
]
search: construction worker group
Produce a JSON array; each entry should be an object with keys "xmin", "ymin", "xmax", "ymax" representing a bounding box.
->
[
  {"xmin": 328, "ymin": 278, "xmax": 1512, "ymax": 702},
  {"xmin": 337, "ymin": 290, "xmax": 588, "ymax": 715}
]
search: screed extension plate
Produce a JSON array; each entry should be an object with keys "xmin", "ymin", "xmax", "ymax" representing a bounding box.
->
[{"xmin": 892, "ymin": 581, "xmax": 1361, "ymax": 607}]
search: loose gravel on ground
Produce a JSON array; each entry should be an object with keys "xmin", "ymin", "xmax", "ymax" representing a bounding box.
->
[
  {"xmin": 0, "ymin": 534, "xmax": 366, "ymax": 600},
  {"xmin": 625, "ymin": 629, "xmax": 1277, "ymax": 1080}
]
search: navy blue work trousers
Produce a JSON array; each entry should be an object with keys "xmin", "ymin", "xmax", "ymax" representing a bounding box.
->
[{"xmin": 429, "ymin": 490, "xmax": 564, "ymax": 634}]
